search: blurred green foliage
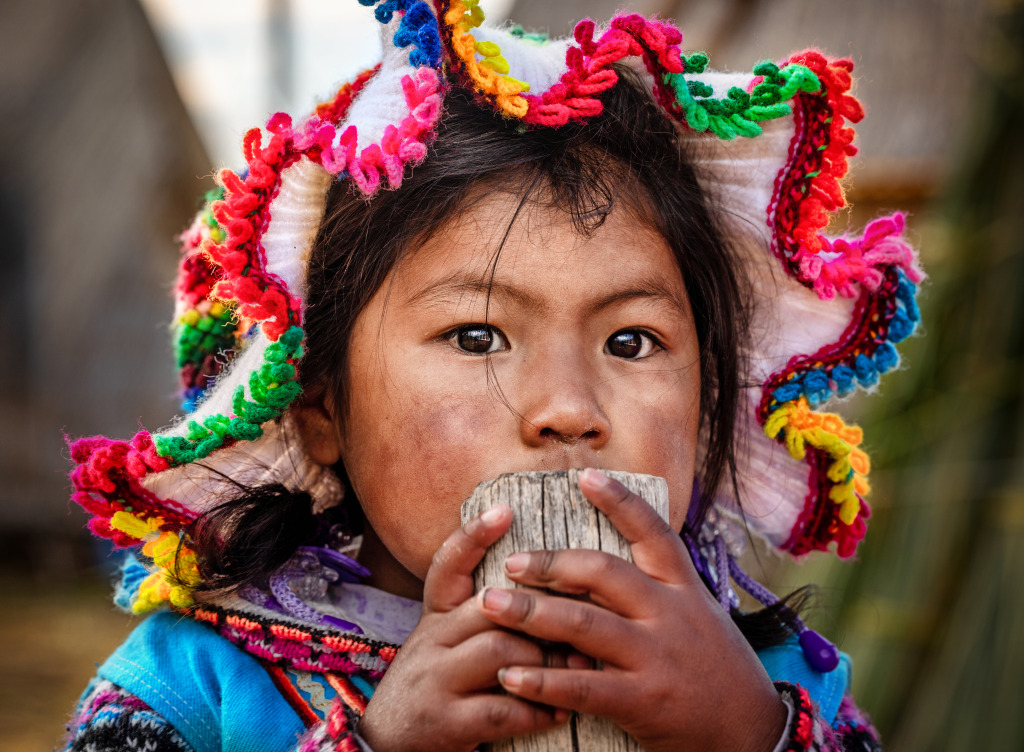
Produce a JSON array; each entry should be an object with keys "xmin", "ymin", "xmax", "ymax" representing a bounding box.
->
[{"xmin": 774, "ymin": 5, "xmax": 1024, "ymax": 749}]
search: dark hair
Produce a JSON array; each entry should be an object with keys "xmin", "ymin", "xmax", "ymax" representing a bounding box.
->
[
  {"xmin": 302, "ymin": 65, "xmax": 743, "ymax": 517},
  {"xmin": 184, "ymin": 65, "xmax": 801, "ymax": 645}
]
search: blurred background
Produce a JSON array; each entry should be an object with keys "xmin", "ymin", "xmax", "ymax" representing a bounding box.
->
[{"xmin": 0, "ymin": 0, "xmax": 1020, "ymax": 749}]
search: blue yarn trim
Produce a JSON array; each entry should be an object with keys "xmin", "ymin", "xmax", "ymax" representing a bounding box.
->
[
  {"xmin": 113, "ymin": 553, "xmax": 150, "ymax": 612},
  {"xmin": 360, "ymin": 0, "xmax": 443, "ymax": 68},
  {"xmin": 767, "ymin": 270, "xmax": 921, "ymax": 408}
]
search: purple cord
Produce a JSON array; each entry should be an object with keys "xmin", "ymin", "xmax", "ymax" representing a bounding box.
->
[
  {"xmin": 681, "ymin": 528, "xmax": 713, "ymax": 585},
  {"xmin": 713, "ymin": 534, "xmax": 732, "ymax": 610},
  {"xmin": 727, "ymin": 557, "xmax": 783, "ymax": 612},
  {"xmin": 270, "ymin": 570, "xmax": 328, "ymax": 623},
  {"xmin": 727, "ymin": 554, "xmax": 840, "ymax": 673}
]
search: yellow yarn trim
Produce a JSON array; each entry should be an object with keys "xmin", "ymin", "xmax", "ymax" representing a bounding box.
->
[
  {"xmin": 109, "ymin": 510, "xmax": 200, "ymax": 614},
  {"xmin": 764, "ymin": 397, "xmax": 870, "ymax": 526},
  {"xmin": 445, "ymin": 0, "xmax": 530, "ymax": 118}
]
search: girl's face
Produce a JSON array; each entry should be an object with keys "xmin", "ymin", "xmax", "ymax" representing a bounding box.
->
[{"xmin": 317, "ymin": 191, "xmax": 701, "ymax": 597}]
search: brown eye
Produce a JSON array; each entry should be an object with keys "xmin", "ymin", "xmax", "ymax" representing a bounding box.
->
[
  {"xmin": 448, "ymin": 325, "xmax": 508, "ymax": 355},
  {"xmin": 606, "ymin": 330, "xmax": 658, "ymax": 359}
]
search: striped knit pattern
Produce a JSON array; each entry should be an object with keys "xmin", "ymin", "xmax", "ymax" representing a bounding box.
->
[{"xmin": 65, "ymin": 679, "xmax": 194, "ymax": 752}]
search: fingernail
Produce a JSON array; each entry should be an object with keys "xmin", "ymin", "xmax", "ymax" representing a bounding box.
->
[
  {"xmin": 582, "ymin": 468, "xmax": 611, "ymax": 488},
  {"xmin": 481, "ymin": 587, "xmax": 512, "ymax": 612},
  {"xmin": 498, "ymin": 666, "xmax": 522, "ymax": 689},
  {"xmin": 481, "ymin": 505, "xmax": 505, "ymax": 524},
  {"xmin": 505, "ymin": 552, "xmax": 528, "ymax": 574}
]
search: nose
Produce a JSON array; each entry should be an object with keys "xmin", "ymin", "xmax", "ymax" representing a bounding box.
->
[{"xmin": 517, "ymin": 358, "xmax": 611, "ymax": 450}]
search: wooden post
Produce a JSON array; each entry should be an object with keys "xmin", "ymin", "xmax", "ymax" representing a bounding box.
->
[{"xmin": 461, "ymin": 469, "xmax": 670, "ymax": 752}]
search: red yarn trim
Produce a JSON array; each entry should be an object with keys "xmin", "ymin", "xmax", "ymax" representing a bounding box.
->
[
  {"xmin": 511, "ymin": 15, "xmax": 684, "ymax": 126},
  {"xmin": 768, "ymin": 51, "xmax": 864, "ymax": 285},
  {"xmin": 775, "ymin": 683, "xmax": 819, "ymax": 751},
  {"xmin": 315, "ymin": 65, "xmax": 380, "ymax": 124},
  {"xmin": 203, "ymin": 67, "xmax": 377, "ymax": 343}
]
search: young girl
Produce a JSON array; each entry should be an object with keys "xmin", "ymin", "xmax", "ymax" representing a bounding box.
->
[{"xmin": 64, "ymin": 2, "xmax": 922, "ymax": 750}]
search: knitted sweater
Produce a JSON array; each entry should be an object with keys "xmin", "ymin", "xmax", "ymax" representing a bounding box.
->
[{"xmin": 64, "ymin": 594, "xmax": 881, "ymax": 752}]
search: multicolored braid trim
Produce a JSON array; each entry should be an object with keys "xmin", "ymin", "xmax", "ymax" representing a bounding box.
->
[
  {"xmin": 739, "ymin": 52, "xmax": 921, "ymax": 557},
  {"xmin": 768, "ymin": 51, "xmax": 870, "ymax": 293},
  {"xmin": 175, "ymin": 187, "xmax": 236, "ymax": 412},
  {"xmin": 188, "ymin": 603, "xmax": 398, "ymax": 677},
  {"xmin": 760, "ymin": 235, "xmax": 922, "ymax": 556},
  {"xmin": 442, "ymin": 7, "xmax": 689, "ymax": 126}
]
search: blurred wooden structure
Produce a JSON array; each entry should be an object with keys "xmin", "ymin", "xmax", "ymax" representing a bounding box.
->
[{"xmin": 0, "ymin": 0, "xmax": 209, "ymax": 578}]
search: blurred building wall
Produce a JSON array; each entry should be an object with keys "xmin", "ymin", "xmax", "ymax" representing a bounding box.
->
[{"xmin": 0, "ymin": 0, "xmax": 210, "ymax": 577}]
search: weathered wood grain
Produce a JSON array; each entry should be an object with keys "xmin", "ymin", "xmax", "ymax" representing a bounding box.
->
[{"xmin": 461, "ymin": 469, "xmax": 670, "ymax": 752}]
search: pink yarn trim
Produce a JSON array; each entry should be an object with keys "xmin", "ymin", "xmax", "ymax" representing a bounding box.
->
[
  {"xmin": 281, "ymin": 66, "xmax": 442, "ymax": 195},
  {"xmin": 803, "ymin": 213, "xmax": 924, "ymax": 300},
  {"xmin": 68, "ymin": 432, "xmax": 195, "ymax": 546}
]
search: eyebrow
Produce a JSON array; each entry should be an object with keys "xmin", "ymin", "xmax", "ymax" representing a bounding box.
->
[{"xmin": 407, "ymin": 271, "xmax": 690, "ymax": 318}]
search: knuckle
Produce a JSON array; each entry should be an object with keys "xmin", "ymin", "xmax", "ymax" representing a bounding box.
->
[
  {"xmin": 536, "ymin": 549, "xmax": 558, "ymax": 580},
  {"xmin": 484, "ymin": 701, "xmax": 514, "ymax": 731},
  {"xmin": 642, "ymin": 509, "xmax": 674, "ymax": 538},
  {"xmin": 593, "ymin": 552, "xmax": 620, "ymax": 580},
  {"xmin": 568, "ymin": 603, "xmax": 597, "ymax": 635},
  {"xmin": 567, "ymin": 674, "xmax": 592, "ymax": 707},
  {"xmin": 481, "ymin": 629, "xmax": 523, "ymax": 659},
  {"xmin": 512, "ymin": 592, "xmax": 537, "ymax": 625},
  {"xmin": 610, "ymin": 485, "xmax": 634, "ymax": 507},
  {"xmin": 526, "ymin": 668, "xmax": 545, "ymax": 696}
]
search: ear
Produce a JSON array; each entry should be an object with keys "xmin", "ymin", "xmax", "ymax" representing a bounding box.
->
[{"xmin": 292, "ymin": 401, "xmax": 343, "ymax": 467}]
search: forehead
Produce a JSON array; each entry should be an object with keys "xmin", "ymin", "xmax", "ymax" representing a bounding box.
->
[{"xmin": 392, "ymin": 189, "xmax": 689, "ymax": 312}]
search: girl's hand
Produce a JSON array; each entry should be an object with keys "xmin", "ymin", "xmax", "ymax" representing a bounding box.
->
[
  {"xmin": 358, "ymin": 505, "xmax": 570, "ymax": 752},
  {"xmin": 475, "ymin": 469, "xmax": 787, "ymax": 752}
]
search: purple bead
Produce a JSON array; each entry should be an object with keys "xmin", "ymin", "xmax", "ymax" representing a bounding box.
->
[{"xmin": 799, "ymin": 629, "xmax": 840, "ymax": 673}]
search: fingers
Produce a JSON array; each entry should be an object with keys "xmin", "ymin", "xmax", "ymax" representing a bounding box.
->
[
  {"xmin": 446, "ymin": 629, "xmax": 548, "ymax": 691},
  {"xmin": 448, "ymin": 695, "xmax": 570, "ymax": 743},
  {"xmin": 578, "ymin": 468, "xmax": 694, "ymax": 584},
  {"xmin": 497, "ymin": 665, "xmax": 625, "ymax": 719},
  {"xmin": 477, "ymin": 587, "xmax": 637, "ymax": 664},
  {"xmin": 423, "ymin": 504, "xmax": 512, "ymax": 613},
  {"xmin": 503, "ymin": 548, "xmax": 656, "ymax": 617}
]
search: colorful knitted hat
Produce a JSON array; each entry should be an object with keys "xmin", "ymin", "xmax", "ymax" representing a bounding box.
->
[{"xmin": 70, "ymin": 0, "xmax": 922, "ymax": 614}]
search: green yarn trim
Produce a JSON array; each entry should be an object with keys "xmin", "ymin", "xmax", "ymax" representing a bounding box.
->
[
  {"xmin": 154, "ymin": 326, "xmax": 305, "ymax": 465},
  {"xmin": 202, "ymin": 186, "xmax": 226, "ymax": 242},
  {"xmin": 174, "ymin": 303, "xmax": 237, "ymax": 368},
  {"xmin": 508, "ymin": 24, "xmax": 548, "ymax": 44},
  {"xmin": 664, "ymin": 57, "xmax": 821, "ymax": 139}
]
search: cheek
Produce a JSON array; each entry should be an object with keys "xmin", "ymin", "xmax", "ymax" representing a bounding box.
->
[
  {"xmin": 343, "ymin": 389, "xmax": 501, "ymax": 580},
  {"xmin": 616, "ymin": 363, "xmax": 700, "ymax": 532},
  {"xmin": 644, "ymin": 408, "xmax": 699, "ymax": 533}
]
